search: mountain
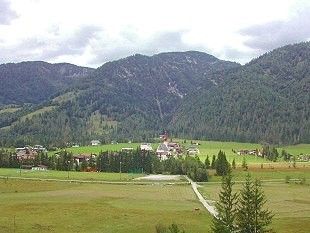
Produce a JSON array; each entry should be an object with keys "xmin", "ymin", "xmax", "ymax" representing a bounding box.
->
[
  {"xmin": 169, "ymin": 42, "xmax": 310, "ymax": 144},
  {"xmin": 0, "ymin": 43, "xmax": 309, "ymax": 147},
  {"xmin": 0, "ymin": 51, "xmax": 240, "ymax": 146},
  {"xmin": 0, "ymin": 61, "xmax": 94, "ymax": 106}
]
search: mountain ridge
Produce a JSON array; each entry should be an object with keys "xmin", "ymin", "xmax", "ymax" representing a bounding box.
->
[{"xmin": 0, "ymin": 43, "xmax": 309, "ymax": 146}]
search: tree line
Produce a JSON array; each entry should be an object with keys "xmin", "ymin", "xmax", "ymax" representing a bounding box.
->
[{"xmin": 0, "ymin": 148, "xmax": 209, "ymax": 182}]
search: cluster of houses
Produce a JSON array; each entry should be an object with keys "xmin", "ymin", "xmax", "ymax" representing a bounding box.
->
[
  {"xmin": 237, "ymin": 149, "xmax": 264, "ymax": 156},
  {"xmin": 16, "ymin": 145, "xmax": 47, "ymax": 159},
  {"xmin": 138, "ymin": 132, "xmax": 194, "ymax": 160}
]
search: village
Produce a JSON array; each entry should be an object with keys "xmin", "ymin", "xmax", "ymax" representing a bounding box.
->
[{"xmin": 8, "ymin": 131, "xmax": 309, "ymax": 172}]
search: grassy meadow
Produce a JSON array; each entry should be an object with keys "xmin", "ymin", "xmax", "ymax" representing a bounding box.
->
[
  {"xmin": 199, "ymin": 179, "xmax": 310, "ymax": 233},
  {"xmin": 48, "ymin": 140, "xmax": 310, "ymax": 158},
  {"xmin": 0, "ymin": 179, "xmax": 211, "ymax": 233},
  {"xmin": 1, "ymin": 140, "xmax": 309, "ymax": 232}
]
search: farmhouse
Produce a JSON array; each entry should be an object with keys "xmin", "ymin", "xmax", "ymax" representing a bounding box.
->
[
  {"xmin": 122, "ymin": 147, "xmax": 134, "ymax": 152},
  {"xmin": 140, "ymin": 143, "xmax": 153, "ymax": 151},
  {"xmin": 187, "ymin": 146, "xmax": 200, "ymax": 155},
  {"xmin": 32, "ymin": 165, "xmax": 48, "ymax": 171},
  {"xmin": 156, "ymin": 132, "xmax": 171, "ymax": 160},
  {"xmin": 237, "ymin": 149, "xmax": 263, "ymax": 156},
  {"xmin": 91, "ymin": 140, "xmax": 101, "ymax": 146},
  {"xmin": 74, "ymin": 153, "xmax": 95, "ymax": 165}
]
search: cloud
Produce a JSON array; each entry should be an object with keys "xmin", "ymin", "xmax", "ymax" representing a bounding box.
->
[
  {"xmin": 40, "ymin": 25, "xmax": 103, "ymax": 60},
  {"xmin": 89, "ymin": 30, "xmax": 210, "ymax": 67},
  {"xmin": 0, "ymin": 0, "xmax": 17, "ymax": 25},
  {"xmin": 0, "ymin": 25, "xmax": 104, "ymax": 66},
  {"xmin": 240, "ymin": 4, "xmax": 310, "ymax": 52}
]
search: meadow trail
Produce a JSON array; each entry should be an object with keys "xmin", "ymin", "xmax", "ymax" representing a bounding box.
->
[{"xmin": 185, "ymin": 176, "xmax": 218, "ymax": 217}]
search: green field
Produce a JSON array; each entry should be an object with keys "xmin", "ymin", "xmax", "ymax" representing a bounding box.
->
[
  {"xmin": 1, "ymin": 165, "xmax": 309, "ymax": 232},
  {"xmin": 0, "ymin": 179, "xmax": 210, "ymax": 233},
  {"xmin": 0, "ymin": 168, "xmax": 144, "ymax": 181},
  {"xmin": 52, "ymin": 140, "xmax": 310, "ymax": 156},
  {"xmin": 199, "ymin": 181, "xmax": 310, "ymax": 233},
  {"xmin": 1, "ymin": 140, "xmax": 309, "ymax": 232}
]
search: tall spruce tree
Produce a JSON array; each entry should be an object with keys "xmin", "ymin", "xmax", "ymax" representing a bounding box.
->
[
  {"xmin": 215, "ymin": 150, "xmax": 231, "ymax": 176},
  {"xmin": 205, "ymin": 155, "xmax": 211, "ymax": 169},
  {"xmin": 236, "ymin": 174, "xmax": 274, "ymax": 233},
  {"xmin": 211, "ymin": 155, "xmax": 216, "ymax": 169},
  {"xmin": 211, "ymin": 172, "xmax": 238, "ymax": 233},
  {"xmin": 231, "ymin": 158, "xmax": 236, "ymax": 169}
]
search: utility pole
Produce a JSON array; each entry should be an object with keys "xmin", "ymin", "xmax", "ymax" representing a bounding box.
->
[{"xmin": 119, "ymin": 161, "xmax": 122, "ymax": 180}]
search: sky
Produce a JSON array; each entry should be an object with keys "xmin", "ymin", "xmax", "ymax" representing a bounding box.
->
[{"xmin": 0, "ymin": 0, "xmax": 310, "ymax": 68}]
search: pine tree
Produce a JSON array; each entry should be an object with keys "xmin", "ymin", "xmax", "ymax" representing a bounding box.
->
[
  {"xmin": 205, "ymin": 155, "xmax": 211, "ymax": 169},
  {"xmin": 211, "ymin": 173, "xmax": 238, "ymax": 233},
  {"xmin": 242, "ymin": 157, "xmax": 248, "ymax": 171},
  {"xmin": 211, "ymin": 155, "xmax": 216, "ymax": 169},
  {"xmin": 231, "ymin": 158, "xmax": 236, "ymax": 169},
  {"xmin": 215, "ymin": 150, "xmax": 231, "ymax": 176},
  {"xmin": 236, "ymin": 174, "xmax": 274, "ymax": 233}
]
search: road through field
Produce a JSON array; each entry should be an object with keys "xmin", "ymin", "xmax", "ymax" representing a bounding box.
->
[{"xmin": 185, "ymin": 176, "xmax": 218, "ymax": 217}]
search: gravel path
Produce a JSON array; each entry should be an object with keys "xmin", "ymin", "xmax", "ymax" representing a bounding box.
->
[{"xmin": 185, "ymin": 176, "xmax": 218, "ymax": 217}]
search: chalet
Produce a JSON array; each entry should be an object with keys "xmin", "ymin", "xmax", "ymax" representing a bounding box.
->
[
  {"xmin": 187, "ymin": 147, "xmax": 200, "ymax": 155},
  {"xmin": 156, "ymin": 143, "xmax": 170, "ymax": 160},
  {"xmin": 237, "ymin": 150, "xmax": 263, "ymax": 156},
  {"xmin": 33, "ymin": 145, "xmax": 47, "ymax": 152},
  {"xmin": 140, "ymin": 143, "xmax": 153, "ymax": 151},
  {"xmin": 73, "ymin": 153, "xmax": 95, "ymax": 165},
  {"xmin": 91, "ymin": 140, "xmax": 101, "ymax": 146},
  {"xmin": 32, "ymin": 165, "xmax": 48, "ymax": 171},
  {"xmin": 156, "ymin": 132, "xmax": 171, "ymax": 160},
  {"xmin": 122, "ymin": 148, "xmax": 134, "ymax": 152},
  {"xmin": 17, "ymin": 151, "xmax": 37, "ymax": 160}
]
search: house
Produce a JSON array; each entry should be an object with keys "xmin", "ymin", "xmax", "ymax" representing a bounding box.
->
[
  {"xmin": 156, "ymin": 132, "xmax": 171, "ymax": 160},
  {"xmin": 140, "ymin": 143, "xmax": 153, "ymax": 151},
  {"xmin": 32, "ymin": 165, "xmax": 48, "ymax": 171},
  {"xmin": 91, "ymin": 140, "xmax": 101, "ymax": 146},
  {"xmin": 122, "ymin": 148, "xmax": 134, "ymax": 152},
  {"xmin": 187, "ymin": 147, "xmax": 200, "ymax": 155},
  {"xmin": 156, "ymin": 143, "xmax": 170, "ymax": 160},
  {"xmin": 17, "ymin": 150, "xmax": 37, "ymax": 160},
  {"xmin": 73, "ymin": 153, "xmax": 95, "ymax": 165}
]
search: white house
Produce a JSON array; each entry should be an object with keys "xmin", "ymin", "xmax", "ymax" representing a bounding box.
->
[
  {"xmin": 91, "ymin": 140, "xmax": 101, "ymax": 146},
  {"xmin": 32, "ymin": 165, "xmax": 48, "ymax": 171},
  {"xmin": 140, "ymin": 143, "xmax": 153, "ymax": 151}
]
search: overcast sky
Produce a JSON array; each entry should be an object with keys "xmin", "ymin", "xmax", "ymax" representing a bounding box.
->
[{"xmin": 1, "ymin": 0, "xmax": 309, "ymax": 68}]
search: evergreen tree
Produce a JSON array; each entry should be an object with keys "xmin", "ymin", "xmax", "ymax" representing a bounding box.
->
[
  {"xmin": 211, "ymin": 173, "xmax": 238, "ymax": 233},
  {"xmin": 242, "ymin": 157, "xmax": 248, "ymax": 171},
  {"xmin": 215, "ymin": 150, "xmax": 231, "ymax": 176},
  {"xmin": 211, "ymin": 155, "xmax": 216, "ymax": 169},
  {"xmin": 231, "ymin": 158, "xmax": 236, "ymax": 169},
  {"xmin": 205, "ymin": 155, "xmax": 211, "ymax": 169},
  {"xmin": 236, "ymin": 174, "xmax": 274, "ymax": 233}
]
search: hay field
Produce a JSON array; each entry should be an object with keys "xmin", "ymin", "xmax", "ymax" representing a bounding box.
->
[{"xmin": 0, "ymin": 179, "xmax": 211, "ymax": 233}]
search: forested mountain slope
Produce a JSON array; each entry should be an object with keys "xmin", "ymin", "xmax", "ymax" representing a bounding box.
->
[
  {"xmin": 169, "ymin": 42, "xmax": 310, "ymax": 144},
  {"xmin": 0, "ymin": 43, "xmax": 308, "ymax": 146},
  {"xmin": 0, "ymin": 52, "xmax": 240, "ymax": 146},
  {"xmin": 0, "ymin": 61, "xmax": 94, "ymax": 106}
]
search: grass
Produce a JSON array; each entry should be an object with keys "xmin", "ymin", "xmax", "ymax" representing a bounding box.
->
[
  {"xmin": 20, "ymin": 106, "xmax": 56, "ymax": 122},
  {"xmin": 0, "ymin": 107, "xmax": 21, "ymax": 114},
  {"xmin": 51, "ymin": 91, "xmax": 79, "ymax": 104},
  {"xmin": 281, "ymin": 143, "xmax": 310, "ymax": 155},
  {"xmin": 0, "ymin": 179, "xmax": 211, "ymax": 233},
  {"xmin": 51, "ymin": 143, "xmax": 142, "ymax": 156},
  {"xmin": 0, "ymin": 164, "xmax": 309, "ymax": 232},
  {"xmin": 199, "ymin": 181, "xmax": 310, "ymax": 233},
  {"xmin": 0, "ymin": 168, "xmax": 144, "ymax": 181},
  {"xmin": 86, "ymin": 111, "xmax": 118, "ymax": 135},
  {"xmin": 56, "ymin": 140, "xmax": 309, "ymax": 160},
  {"xmin": 206, "ymin": 163, "xmax": 310, "ymax": 182}
]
